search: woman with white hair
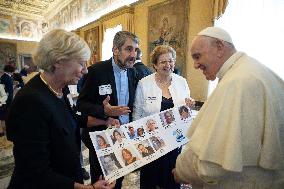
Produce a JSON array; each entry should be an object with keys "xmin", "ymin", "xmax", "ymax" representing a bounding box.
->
[{"xmin": 6, "ymin": 29, "xmax": 114, "ymax": 189}]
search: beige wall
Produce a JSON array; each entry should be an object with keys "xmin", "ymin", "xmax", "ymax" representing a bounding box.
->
[
  {"xmin": 0, "ymin": 39, "xmax": 38, "ymax": 68},
  {"xmin": 187, "ymin": 0, "xmax": 213, "ymax": 101}
]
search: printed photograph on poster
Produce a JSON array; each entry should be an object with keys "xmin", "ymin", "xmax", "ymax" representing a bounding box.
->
[
  {"xmin": 137, "ymin": 127, "xmax": 146, "ymax": 138},
  {"xmin": 178, "ymin": 105, "xmax": 192, "ymax": 121},
  {"xmin": 110, "ymin": 128, "xmax": 128, "ymax": 146},
  {"xmin": 149, "ymin": 136, "xmax": 166, "ymax": 151},
  {"xmin": 160, "ymin": 110, "xmax": 175, "ymax": 128},
  {"xmin": 124, "ymin": 122, "xmax": 148, "ymax": 141},
  {"xmin": 99, "ymin": 153, "xmax": 122, "ymax": 176},
  {"xmin": 125, "ymin": 125, "xmax": 137, "ymax": 140},
  {"xmin": 136, "ymin": 139, "xmax": 155, "ymax": 158},
  {"xmin": 145, "ymin": 118, "xmax": 159, "ymax": 133},
  {"xmin": 119, "ymin": 146, "xmax": 141, "ymax": 166},
  {"xmin": 95, "ymin": 133, "xmax": 111, "ymax": 150}
]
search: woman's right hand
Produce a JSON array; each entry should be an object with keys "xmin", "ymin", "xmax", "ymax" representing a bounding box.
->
[
  {"xmin": 92, "ymin": 180, "xmax": 110, "ymax": 189},
  {"xmin": 92, "ymin": 176, "xmax": 116, "ymax": 189}
]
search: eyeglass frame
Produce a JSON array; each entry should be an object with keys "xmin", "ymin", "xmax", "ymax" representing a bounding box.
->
[{"xmin": 157, "ymin": 58, "xmax": 176, "ymax": 65}]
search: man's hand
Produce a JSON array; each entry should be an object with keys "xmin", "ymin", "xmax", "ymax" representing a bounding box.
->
[{"xmin": 103, "ymin": 95, "xmax": 131, "ymax": 116}]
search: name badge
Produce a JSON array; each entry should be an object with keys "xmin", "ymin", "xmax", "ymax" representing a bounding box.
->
[
  {"xmin": 146, "ymin": 96, "xmax": 157, "ymax": 103},
  {"xmin": 99, "ymin": 84, "xmax": 112, "ymax": 95}
]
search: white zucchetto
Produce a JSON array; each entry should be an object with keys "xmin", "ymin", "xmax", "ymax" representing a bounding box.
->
[{"xmin": 198, "ymin": 27, "xmax": 233, "ymax": 44}]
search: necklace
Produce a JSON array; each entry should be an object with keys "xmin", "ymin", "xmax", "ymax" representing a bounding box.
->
[
  {"xmin": 40, "ymin": 74, "xmax": 63, "ymax": 98},
  {"xmin": 155, "ymin": 74, "xmax": 172, "ymax": 88}
]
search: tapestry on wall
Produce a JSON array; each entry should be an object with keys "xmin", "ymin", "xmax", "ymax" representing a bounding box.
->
[
  {"xmin": 0, "ymin": 42, "xmax": 17, "ymax": 70},
  {"xmin": 148, "ymin": 0, "xmax": 189, "ymax": 77},
  {"xmin": 84, "ymin": 26, "xmax": 100, "ymax": 66}
]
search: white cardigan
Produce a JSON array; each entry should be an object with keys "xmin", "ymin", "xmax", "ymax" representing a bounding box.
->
[{"xmin": 133, "ymin": 73, "xmax": 190, "ymax": 121}]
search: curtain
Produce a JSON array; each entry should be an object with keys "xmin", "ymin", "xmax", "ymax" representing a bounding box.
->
[{"xmin": 212, "ymin": 0, "xmax": 228, "ymax": 20}]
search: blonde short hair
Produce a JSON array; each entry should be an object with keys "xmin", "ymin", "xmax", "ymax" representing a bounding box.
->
[
  {"xmin": 150, "ymin": 45, "xmax": 176, "ymax": 65},
  {"xmin": 34, "ymin": 29, "xmax": 91, "ymax": 72}
]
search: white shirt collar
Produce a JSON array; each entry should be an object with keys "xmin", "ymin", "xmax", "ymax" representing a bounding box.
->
[{"xmin": 217, "ymin": 52, "xmax": 244, "ymax": 80}]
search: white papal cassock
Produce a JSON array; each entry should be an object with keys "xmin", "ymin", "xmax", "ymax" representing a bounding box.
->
[{"xmin": 176, "ymin": 52, "xmax": 284, "ymax": 189}]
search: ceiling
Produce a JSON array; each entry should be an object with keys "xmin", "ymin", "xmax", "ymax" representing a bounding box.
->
[{"xmin": 0, "ymin": 0, "xmax": 70, "ymax": 20}]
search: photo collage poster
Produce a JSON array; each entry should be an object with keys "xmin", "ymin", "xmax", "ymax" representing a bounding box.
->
[{"xmin": 89, "ymin": 105, "xmax": 197, "ymax": 182}]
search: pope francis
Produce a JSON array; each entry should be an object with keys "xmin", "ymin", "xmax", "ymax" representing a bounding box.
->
[{"xmin": 173, "ymin": 27, "xmax": 284, "ymax": 189}]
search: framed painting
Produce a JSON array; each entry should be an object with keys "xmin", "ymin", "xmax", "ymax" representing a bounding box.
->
[
  {"xmin": 148, "ymin": 0, "xmax": 189, "ymax": 77},
  {"xmin": 0, "ymin": 42, "xmax": 17, "ymax": 70},
  {"xmin": 84, "ymin": 26, "xmax": 100, "ymax": 66}
]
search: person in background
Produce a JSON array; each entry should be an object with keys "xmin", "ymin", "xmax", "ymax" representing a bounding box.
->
[
  {"xmin": 0, "ymin": 64, "xmax": 15, "ymax": 137},
  {"xmin": 0, "ymin": 83, "xmax": 7, "ymax": 138},
  {"xmin": 77, "ymin": 31, "xmax": 139, "ymax": 189},
  {"xmin": 1, "ymin": 65, "xmax": 14, "ymax": 109},
  {"xmin": 133, "ymin": 45, "xmax": 195, "ymax": 189},
  {"xmin": 173, "ymin": 27, "xmax": 284, "ymax": 188},
  {"xmin": 133, "ymin": 48, "xmax": 152, "ymax": 80},
  {"xmin": 12, "ymin": 72, "xmax": 24, "ymax": 98},
  {"xmin": 20, "ymin": 65, "xmax": 29, "ymax": 76},
  {"xmin": 12, "ymin": 72, "xmax": 24, "ymax": 89},
  {"xmin": 0, "ymin": 84, "xmax": 7, "ymax": 107},
  {"xmin": 6, "ymin": 29, "xmax": 114, "ymax": 189}
]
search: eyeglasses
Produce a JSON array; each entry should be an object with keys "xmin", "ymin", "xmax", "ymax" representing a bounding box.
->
[{"xmin": 158, "ymin": 59, "xmax": 175, "ymax": 65}]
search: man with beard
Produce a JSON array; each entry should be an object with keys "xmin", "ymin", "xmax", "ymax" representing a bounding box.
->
[{"xmin": 77, "ymin": 31, "xmax": 139, "ymax": 189}]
